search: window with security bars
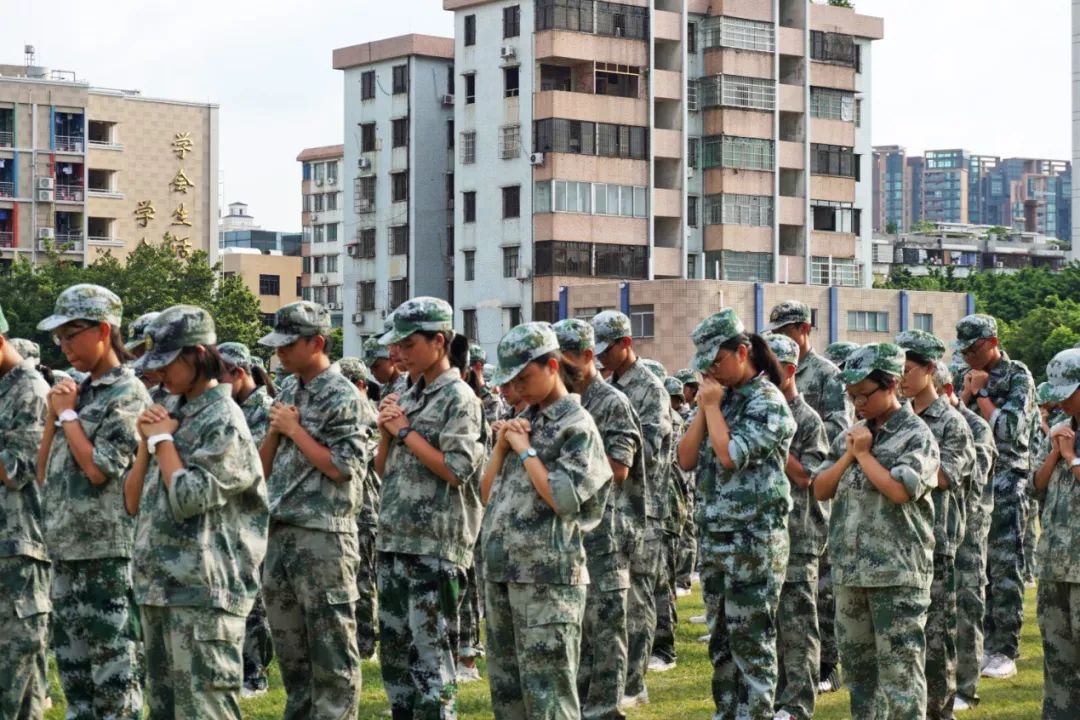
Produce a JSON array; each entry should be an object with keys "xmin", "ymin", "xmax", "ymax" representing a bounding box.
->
[
  {"xmin": 390, "ymin": 225, "xmax": 409, "ymax": 255},
  {"xmin": 810, "ymin": 144, "xmax": 856, "ymax": 178},
  {"xmin": 595, "ymin": 2, "xmax": 649, "ymax": 39},
  {"xmin": 811, "ymin": 31, "xmax": 856, "ymax": 67},
  {"xmin": 463, "ymin": 310, "xmax": 478, "ymax": 341},
  {"xmin": 688, "ymin": 196, "xmax": 699, "ymax": 228},
  {"xmin": 702, "ymin": 136, "xmax": 775, "ymax": 171},
  {"xmin": 361, "ymin": 71, "xmax": 375, "ymax": 100},
  {"xmin": 499, "ymin": 125, "xmax": 521, "ymax": 159},
  {"xmin": 392, "ymin": 65, "xmax": 408, "ymax": 94},
  {"xmin": 464, "ymin": 251, "xmax": 475, "ymax": 280},
  {"xmin": 392, "ymin": 118, "xmax": 409, "ymax": 147},
  {"xmin": 358, "ymin": 282, "xmax": 376, "ymax": 311},
  {"xmin": 535, "ymin": 241, "xmax": 592, "ymax": 276},
  {"xmin": 688, "ymin": 137, "xmax": 700, "ymax": 168},
  {"xmin": 534, "ymin": 301, "xmax": 559, "ymax": 323},
  {"xmin": 354, "ymin": 176, "xmax": 376, "ymax": 213},
  {"xmin": 389, "ymin": 279, "xmax": 408, "ymax": 309},
  {"xmin": 534, "ymin": 0, "xmax": 595, "ymax": 33},
  {"xmin": 809, "ymin": 88, "xmax": 855, "ymax": 121},
  {"xmin": 811, "ymin": 256, "xmax": 859, "ymax": 286},
  {"xmin": 461, "ymin": 132, "xmax": 476, "ymax": 164},
  {"xmin": 503, "ymin": 247, "xmax": 519, "ymax": 277},
  {"xmin": 703, "ymin": 194, "xmax": 773, "ymax": 226},
  {"xmin": 687, "ymin": 79, "xmax": 698, "ymax": 112},
  {"xmin": 533, "ymin": 118, "xmax": 596, "ymax": 156},
  {"xmin": 721, "ymin": 251, "xmax": 773, "ymax": 282},
  {"xmin": 357, "ymin": 228, "xmax": 376, "ymax": 258},
  {"xmin": 699, "ymin": 75, "xmax": 775, "ymax": 111},
  {"xmin": 391, "ymin": 172, "xmax": 408, "ymax": 202},
  {"xmin": 630, "ymin": 304, "xmax": 654, "ymax": 338},
  {"xmin": 701, "ymin": 16, "xmax": 775, "ymax": 52},
  {"xmin": 847, "ymin": 310, "xmax": 888, "ymax": 332},
  {"xmin": 595, "ymin": 244, "xmax": 647, "ymax": 279}
]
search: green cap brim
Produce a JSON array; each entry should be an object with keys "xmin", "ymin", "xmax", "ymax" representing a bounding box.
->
[
  {"xmin": 764, "ymin": 319, "xmax": 794, "ymax": 333},
  {"xmin": 258, "ymin": 331, "xmax": 302, "ymax": 348},
  {"xmin": 132, "ymin": 347, "xmax": 182, "ymax": 372},
  {"xmin": 690, "ymin": 343, "xmax": 721, "ymax": 373},
  {"xmin": 840, "ymin": 366, "xmax": 874, "ymax": 385},
  {"xmin": 1044, "ymin": 382, "xmax": 1080, "ymax": 404},
  {"xmin": 37, "ymin": 314, "xmax": 77, "ymax": 332},
  {"xmin": 378, "ymin": 328, "xmax": 414, "ymax": 346},
  {"xmin": 491, "ymin": 362, "xmax": 529, "ymax": 387}
]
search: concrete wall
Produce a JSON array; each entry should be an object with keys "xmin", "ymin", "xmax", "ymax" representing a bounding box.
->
[{"xmin": 222, "ymin": 252, "xmax": 303, "ymax": 316}]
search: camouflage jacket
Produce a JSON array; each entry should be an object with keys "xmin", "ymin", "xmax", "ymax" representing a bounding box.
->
[
  {"xmin": 915, "ymin": 396, "xmax": 975, "ymax": 558},
  {"xmin": 479, "ymin": 386, "xmax": 507, "ymax": 426},
  {"xmin": 43, "ymin": 365, "xmax": 150, "ymax": 561},
  {"xmin": 481, "ymin": 394, "xmax": 611, "ymax": 585},
  {"xmin": 356, "ymin": 395, "xmax": 381, "ymax": 529},
  {"xmin": 787, "ymin": 394, "xmax": 830, "ymax": 559},
  {"xmin": 579, "ymin": 374, "xmax": 646, "ymax": 554},
  {"xmin": 959, "ymin": 352, "xmax": 1035, "ymax": 492},
  {"xmin": 387, "ymin": 373, "xmax": 409, "ymax": 399},
  {"xmin": 377, "ymin": 368, "xmax": 486, "ymax": 567},
  {"xmin": 955, "ymin": 403, "xmax": 997, "ymax": 586},
  {"xmin": 663, "ymin": 409, "xmax": 692, "ymax": 536},
  {"xmin": 796, "ymin": 349, "xmax": 852, "ymax": 443},
  {"xmin": 267, "ymin": 366, "xmax": 371, "ymax": 534},
  {"xmin": 133, "ymin": 384, "xmax": 269, "ymax": 615},
  {"xmin": 694, "ymin": 374, "xmax": 796, "ymax": 535},
  {"xmin": 612, "ymin": 359, "xmax": 672, "ymax": 521},
  {"xmin": 1035, "ymin": 418, "xmax": 1080, "ymax": 583},
  {"xmin": 0, "ymin": 359, "xmax": 50, "ymax": 562},
  {"xmin": 240, "ymin": 385, "xmax": 273, "ymax": 446},
  {"xmin": 819, "ymin": 403, "xmax": 940, "ymax": 588}
]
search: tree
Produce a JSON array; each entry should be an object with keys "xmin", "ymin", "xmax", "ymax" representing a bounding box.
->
[
  {"xmin": 885, "ymin": 220, "xmax": 899, "ymax": 235},
  {"xmin": 999, "ymin": 295, "xmax": 1080, "ymax": 382},
  {"xmin": 911, "ymin": 219, "xmax": 936, "ymax": 234},
  {"xmin": 828, "ymin": 0, "xmax": 853, "ymax": 7}
]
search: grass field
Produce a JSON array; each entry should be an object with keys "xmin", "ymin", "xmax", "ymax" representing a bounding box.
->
[{"xmin": 45, "ymin": 584, "xmax": 1045, "ymax": 719}]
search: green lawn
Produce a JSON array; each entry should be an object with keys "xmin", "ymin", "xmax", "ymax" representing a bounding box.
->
[{"xmin": 46, "ymin": 585, "xmax": 1045, "ymax": 719}]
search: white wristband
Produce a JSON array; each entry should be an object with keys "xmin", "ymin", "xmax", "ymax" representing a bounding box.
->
[
  {"xmin": 58, "ymin": 409, "xmax": 79, "ymax": 425},
  {"xmin": 147, "ymin": 433, "xmax": 175, "ymax": 455}
]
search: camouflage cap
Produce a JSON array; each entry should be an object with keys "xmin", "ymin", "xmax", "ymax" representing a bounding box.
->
[
  {"xmin": 552, "ymin": 318, "xmax": 595, "ymax": 352},
  {"xmin": 38, "ymin": 283, "xmax": 123, "ymax": 332},
  {"xmin": 482, "ymin": 363, "xmax": 495, "ymax": 384},
  {"xmin": 895, "ymin": 329, "xmax": 946, "ymax": 362},
  {"xmin": 948, "ymin": 353, "xmax": 968, "ymax": 374},
  {"xmin": 824, "ymin": 341, "xmax": 860, "ymax": 368},
  {"xmin": 953, "ymin": 314, "xmax": 998, "ymax": 352},
  {"xmin": 379, "ymin": 297, "xmax": 454, "ymax": 345},
  {"xmin": 1043, "ymin": 348, "xmax": 1080, "ymax": 404},
  {"xmin": 764, "ymin": 333, "xmax": 800, "ymax": 366},
  {"xmin": 690, "ymin": 309, "xmax": 746, "ymax": 373},
  {"xmin": 931, "ymin": 362, "xmax": 953, "ymax": 391},
  {"xmin": 10, "ymin": 338, "xmax": 40, "ymax": 361},
  {"xmin": 258, "ymin": 301, "xmax": 331, "ymax": 348},
  {"xmin": 338, "ymin": 356, "xmax": 371, "ymax": 384},
  {"xmin": 840, "ymin": 342, "xmax": 906, "ymax": 385},
  {"xmin": 134, "ymin": 304, "xmax": 217, "ymax": 371},
  {"xmin": 674, "ymin": 368, "xmax": 701, "ymax": 386},
  {"xmin": 640, "ymin": 358, "xmax": 668, "ymax": 381},
  {"xmin": 491, "ymin": 322, "xmax": 559, "ymax": 386},
  {"xmin": 363, "ymin": 335, "xmax": 390, "ymax": 366},
  {"xmin": 0, "ymin": 302, "xmax": 7, "ymax": 335},
  {"xmin": 469, "ymin": 343, "xmax": 487, "ymax": 366},
  {"xmin": 125, "ymin": 311, "xmax": 162, "ymax": 352},
  {"xmin": 591, "ymin": 311, "xmax": 631, "ymax": 356},
  {"xmin": 1036, "ymin": 381, "xmax": 1059, "ymax": 407},
  {"xmin": 218, "ymin": 341, "xmax": 254, "ymax": 369},
  {"xmin": 765, "ymin": 300, "xmax": 811, "ymax": 333},
  {"xmin": 664, "ymin": 376, "xmax": 683, "ymax": 397}
]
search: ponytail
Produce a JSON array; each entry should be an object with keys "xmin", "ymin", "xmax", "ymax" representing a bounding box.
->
[
  {"xmin": 36, "ymin": 364, "xmax": 55, "ymax": 386},
  {"xmin": 109, "ymin": 326, "xmax": 134, "ymax": 363},
  {"xmin": 249, "ymin": 363, "xmax": 277, "ymax": 398},
  {"xmin": 448, "ymin": 333, "xmax": 470, "ymax": 375},
  {"xmin": 747, "ymin": 333, "xmax": 785, "ymax": 387}
]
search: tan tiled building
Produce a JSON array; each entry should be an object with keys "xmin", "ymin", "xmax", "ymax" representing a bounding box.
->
[
  {"xmin": 297, "ymin": 144, "xmax": 345, "ymax": 327},
  {"xmin": 221, "ymin": 248, "xmax": 303, "ymax": 320},
  {"xmin": 0, "ymin": 62, "xmax": 218, "ymax": 267}
]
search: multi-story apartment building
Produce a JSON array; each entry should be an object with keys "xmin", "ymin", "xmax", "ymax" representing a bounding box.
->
[
  {"xmin": 921, "ymin": 148, "xmax": 969, "ymax": 225},
  {"xmin": 0, "ymin": 54, "xmax": 218, "ymax": 267},
  {"xmin": 219, "ymin": 201, "xmax": 301, "ymax": 255},
  {"xmin": 872, "ymin": 145, "xmax": 907, "ymax": 233},
  {"xmin": 333, "ymin": 36, "xmax": 455, "ymax": 354},
  {"xmin": 297, "ymin": 145, "xmax": 346, "ymax": 327}
]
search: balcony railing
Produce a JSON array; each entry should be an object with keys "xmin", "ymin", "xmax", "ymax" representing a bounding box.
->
[
  {"xmin": 56, "ymin": 185, "xmax": 85, "ymax": 202},
  {"xmin": 0, "ymin": 130, "xmax": 12, "ymax": 148},
  {"xmin": 0, "ymin": 231, "xmax": 13, "ymax": 248},
  {"xmin": 55, "ymin": 135, "xmax": 84, "ymax": 153},
  {"xmin": 0, "ymin": 181, "xmax": 13, "ymax": 198},
  {"xmin": 54, "ymin": 234, "xmax": 84, "ymax": 251}
]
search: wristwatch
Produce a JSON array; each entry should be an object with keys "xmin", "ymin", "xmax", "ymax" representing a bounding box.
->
[
  {"xmin": 147, "ymin": 433, "xmax": 175, "ymax": 455},
  {"xmin": 397, "ymin": 426, "xmax": 415, "ymax": 444},
  {"xmin": 977, "ymin": 388, "xmax": 991, "ymax": 399},
  {"xmin": 58, "ymin": 409, "xmax": 79, "ymax": 424},
  {"xmin": 519, "ymin": 447, "xmax": 538, "ymax": 463},
  {"xmin": 1069, "ymin": 457, "xmax": 1080, "ymax": 469}
]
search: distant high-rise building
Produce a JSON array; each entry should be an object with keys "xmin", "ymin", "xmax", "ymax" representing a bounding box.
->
[{"xmin": 872, "ymin": 145, "xmax": 908, "ymax": 233}]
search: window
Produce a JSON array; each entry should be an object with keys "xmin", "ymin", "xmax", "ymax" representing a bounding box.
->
[
  {"xmin": 464, "ymin": 250, "xmax": 476, "ymax": 280},
  {"xmin": 532, "ymin": 118, "xmax": 646, "ymax": 159},
  {"xmin": 502, "ymin": 186, "xmax": 521, "ymax": 219},
  {"xmin": 810, "ymin": 30, "xmax": 856, "ymax": 67},
  {"xmin": 504, "ymin": 5, "xmax": 521, "ymax": 37},
  {"xmin": 914, "ymin": 313, "xmax": 934, "ymax": 332},
  {"xmin": 390, "ymin": 225, "xmax": 409, "ymax": 255},
  {"xmin": 302, "ymin": 256, "xmax": 311, "ymax": 273},
  {"xmin": 390, "ymin": 279, "xmax": 408, "ymax": 309},
  {"xmin": 809, "ymin": 88, "xmax": 855, "ymax": 121},
  {"xmin": 811, "ymin": 200, "xmax": 856, "ymax": 232},
  {"xmin": 595, "ymin": 2, "xmax": 649, "ymax": 39},
  {"xmin": 463, "ymin": 309, "xmax": 478, "ymax": 340},
  {"xmin": 361, "ymin": 70, "xmax": 375, "ymax": 100},
  {"xmin": 360, "ymin": 123, "xmax": 376, "ymax": 153},
  {"xmin": 687, "ymin": 21, "xmax": 697, "ymax": 53},
  {"xmin": 355, "ymin": 176, "xmax": 376, "ymax": 213},
  {"xmin": 392, "ymin": 64, "xmax": 408, "ymax": 94},
  {"xmin": 810, "ymin": 144, "xmax": 856, "ymax": 177},
  {"xmin": 391, "ymin": 172, "xmax": 408, "ymax": 202},
  {"xmin": 699, "ymin": 75, "xmax": 776, "ymax": 111},
  {"xmin": 392, "ymin": 118, "xmax": 409, "ymax": 148},
  {"xmin": 359, "ymin": 281, "xmax": 376, "ymax": 311},
  {"xmin": 687, "ymin": 78, "xmax": 698, "ymax": 112},
  {"xmin": 535, "ymin": 0, "xmax": 594, "ymax": 33},
  {"xmin": 503, "ymin": 246, "xmax": 520, "ymax": 277},
  {"xmin": 499, "ymin": 125, "xmax": 521, "ymax": 159},
  {"xmin": 464, "ymin": 73, "xmax": 476, "ymax": 104},
  {"xmin": 630, "ymin": 304, "xmax": 654, "ymax": 338},
  {"xmin": 688, "ymin": 195, "xmax": 699, "ymax": 228},
  {"xmin": 847, "ymin": 310, "xmax": 889, "ymax": 332},
  {"xmin": 259, "ymin": 274, "xmax": 280, "ymax": 296},
  {"xmin": 314, "ymin": 194, "xmax": 325, "ymax": 212},
  {"xmin": 326, "ymin": 162, "xmax": 338, "ymax": 184},
  {"xmin": 447, "ymin": 119, "xmax": 455, "ymax": 148},
  {"xmin": 461, "ymin": 131, "xmax": 476, "ymax": 164},
  {"xmin": 327, "ymin": 286, "xmax": 339, "ymax": 305},
  {"xmin": 855, "ymin": 98, "xmax": 863, "ymax": 127},
  {"xmin": 595, "ymin": 64, "xmax": 640, "ymax": 98},
  {"xmin": 296, "ymin": 276, "xmax": 303, "ymax": 296},
  {"xmin": 313, "ymin": 225, "xmax": 325, "ymax": 244},
  {"xmin": 505, "ymin": 306, "xmax": 522, "ymax": 329},
  {"xmin": 701, "ymin": 16, "xmax": 775, "ymax": 52},
  {"xmin": 535, "ymin": 241, "xmax": 592, "ymax": 276},
  {"xmin": 704, "ymin": 194, "xmax": 773, "ymax": 226},
  {"xmin": 358, "ymin": 228, "xmax": 376, "ymax": 258},
  {"xmin": 465, "ymin": 14, "xmax": 476, "ymax": 46},
  {"xmin": 811, "ymin": 257, "xmax": 858, "ymax": 286},
  {"xmin": 504, "ymin": 66, "xmax": 520, "ymax": 98},
  {"xmin": 595, "ymin": 244, "xmax": 647, "ymax": 278},
  {"xmin": 313, "ymin": 255, "xmax": 325, "ymax": 273},
  {"xmin": 463, "ymin": 191, "xmax": 477, "ymax": 223},
  {"xmin": 534, "ymin": 301, "xmax": 559, "ymax": 323},
  {"xmin": 326, "ymin": 192, "xmax": 338, "ymax": 210},
  {"xmin": 314, "ymin": 163, "xmax": 325, "ymax": 183},
  {"xmin": 687, "ymin": 254, "xmax": 697, "ymax": 279},
  {"xmin": 540, "ymin": 64, "xmax": 572, "ymax": 91},
  {"xmin": 326, "ymin": 224, "xmax": 338, "ymax": 243},
  {"xmin": 701, "ymin": 135, "xmax": 775, "ymax": 171},
  {"xmin": 707, "ymin": 250, "xmax": 773, "ymax": 282},
  {"xmin": 688, "ymin": 137, "xmax": 700, "ymax": 168}
]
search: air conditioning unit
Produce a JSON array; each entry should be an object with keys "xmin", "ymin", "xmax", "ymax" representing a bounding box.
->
[
  {"xmin": 326, "ymin": 302, "xmax": 342, "ymax": 311},
  {"xmin": 315, "ymin": 178, "xmax": 323, "ymax": 186},
  {"xmin": 36, "ymin": 177, "xmax": 54, "ymax": 190},
  {"xmin": 352, "ymin": 312, "xmax": 365, "ymax": 325},
  {"xmin": 320, "ymin": 274, "xmax": 329, "ymax": 285},
  {"xmin": 358, "ymin": 158, "xmax": 372, "ymax": 170},
  {"xmin": 310, "ymin": 214, "xmax": 319, "ymax": 223},
  {"xmin": 516, "ymin": 266, "xmax": 530, "ymax": 281},
  {"xmin": 995, "ymin": 261, "xmax": 1004, "ymax": 268},
  {"xmin": 687, "ymin": 166, "xmax": 696, "ymax": 178},
  {"xmin": 441, "ymin": 94, "xmax": 455, "ymax": 106},
  {"xmin": 500, "ymin": 46, "xmax": 516, "ymax": 60},
  {"xmin": 38, "ymin": 227, "xmax": 55, "ymax": 240},
  {"xmin": 529, "ymin": 152, "xmax": 545, "ymax": 166},
  {"xmin": 327, "ymin": 176, "xmax": 337, "ymax": 185},
  {"xmin": 36, "ymin": 189, "xmax": 54, "ymax": 202},
  {"xmin": 346, "ymin": 243, "xmax": 360, "ymax": 258}
]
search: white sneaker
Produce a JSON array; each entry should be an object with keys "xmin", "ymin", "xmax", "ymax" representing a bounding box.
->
[
  {"xmin": 43, "ymin": 698, "xmax": 53, "ymax": 710},
  {"xmin": 979, "ymin": 652, "xmax": 992, "ymax": 670},
  {"xmin": 954, "ymin": 696, "xmax": 972, "ymax": 711},
  {"xmin": 648, "ymin": 655, "xmax": 676, "ymax": 672},
  {"xmin": 619, "ymin": 690, "xmax": 649, "ymax": 709},
  {"xmin": 690, "ymin": 572, "xmax": 701, "ymax": 585},
  {"xmin": 457, "ymin": 664, "xmax": 482, "ymax": 683},
  {"xmin": 980, "ymin": 654, "xmax": 1017, "ymax": 679},
  {"xmin": 773, "ymin": 711, "xmax": 797, "ymax": 720},
  {"xmin": 689, "ymin": 614, "xmax": 708, "ymax": 624},
  {"xmin": 697, "ymin": 633, "xmax": 711, "ymax": 643},
  {"xmin": 676, "ymin": 586, "xmax": 691, "ymax": 597}
]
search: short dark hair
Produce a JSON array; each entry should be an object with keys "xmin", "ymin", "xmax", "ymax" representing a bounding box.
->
[{"xmin": 179, "ymin": 345, "xmax": 226, "ymax": 383}]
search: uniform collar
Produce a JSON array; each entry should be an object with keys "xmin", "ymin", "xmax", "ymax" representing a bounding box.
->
[
  {"xmin": 415, "ymin": 366, "xmax": 461, "ymax": 396},
  {"xmin": 613, "ymin": 358, "xmax": 644, "ymax": 388},
  {"xmin": 879, "ymin": 400, "xmax": 915, "ymax": 434},
  {"xmin": 87, "ymin": 364, "xmax": 128, "ymax": 388},
  {"xmin": 177, "ymin": 383, "xmax": 231, "ymax": 419},
  {"xmin": 796, "ymin": 347, "xmax": 820, "ymax": 374},
  {"xmin": 294, "ymin": 364, "xmax": 340, "ymax": 394},
  {"xmin": 241, "ymin": 385, "xmax": 268, "ymax": 407},
  {"xmin": 0, "ymin": 358, "xmax": 37, "ymax": 393},
  {"xmin": 530, "ymin": 393, "xmax": 580, "ymax": 423},
  {"xmin": 733, "ymin": 372, "xmax": 767, "ymax": 399},
  {"xmin": 919, "ymin": 394, "xmax": 950, "ymax": 420}
]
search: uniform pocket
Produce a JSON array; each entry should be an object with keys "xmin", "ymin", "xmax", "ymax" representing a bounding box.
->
[
  {"xmin": 525, "ymin": 584, "xmax": 584, "ymax": 628},
  {"xmin": 326, "ymin": 587, "xmax": 360, "ymax": 606},
  {"xmin": 15, "ymin": 591, "xmax": 51, "ymax": 619},
  {"xmin": 193, "ymin": 613, "xmax": 245, "ymax": 690}
]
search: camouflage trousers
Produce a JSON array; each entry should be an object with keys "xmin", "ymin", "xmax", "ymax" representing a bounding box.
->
[
  {"xmin": 356, "ymin": 525, "xmax": 379, "ymax": 659},
  {"xmin": 700, "ymin": 528, "xmax": 787, "ymax": 720},
  {"xmin": 652, "ymin": 530, "xmax": 680, "ymax": 664},
  {"xmin": 485, "ymin": 580, "xmax": 586, "ymax": 720},
  {"xmin": 775, "ymin": 553, "xmax": 820, "ymax": 720},
  {"xmin": 835, "ymin": 583, "xmax": 931, "ymax": 720},
  {"xmin": 242, "ymin": 575, "xmax": 273, "ymax": 684},
  {"xmin": 262, "ymin": 524, "xmax": 361, "ymax": 720},
  {"xmin": 579, "ymin": 551, "xmax": 630, "ymax": 720},
  {"xmin": 1036, "ymin": 580, "xmax": 1080, "ymax": 719},
  {"xmin": 675, "ymin": 514, "xmax": 698, "ymax": 590},
  {"xmin": 0, "ymin": 557, "xmax": 50, "ymax": 720},
  {"xmin": 984, "ymin": 492, "xmax": 1026, "ymax": 659},
  {"xmin": 1023, "ymin": 499, "xmax": 1040, "ymax": 582},
  {"xmin": 377, "ymin": 551, "xmax": 466, "ymax": 720},
  {"xmin": 51, "ymin": 557, "xmax": 143, "ymax": 720},
  {"xmin": 140, "ymin": 605, "xmax": 245, "ymax": 719},
  {"xmin": 955, "ymin": 583, "xmax": 986, "ymax": 705},
  {"xmin": 926, "ymin": 556, "xmax": 957, "ymax": 720},
  {"xmin": 458, "ymin": 560, "xmax": 484, "ymax": 659},
  {"xmin": 625, "ymin": 528, "xmax": 661, "ymax": 696},
  {"xmin": 817, "ymin": 552, "xmax": 838, "ymax": 671}
]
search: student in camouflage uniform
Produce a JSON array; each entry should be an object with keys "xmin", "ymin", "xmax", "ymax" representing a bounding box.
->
[
  {"xmin": 469, "ymin": 343, "xmax": 506, "ymax": 425},
  {"xmin": 676, "ymin": 310, "xmax": 795, "ymax": 720},
  {"xmin": 555, "ymin": 318, "xmax": 644, "ymax": 720},
  {"xmin": 1025, "ymin": 382, "xmax": 1058, "ymax": 587},
  {"xmin": 824, "ymin": 341, "xmax": 859, "ymax": 370},
  {"xmin": 897, "ymin": 329, "xmax": 976, "ymax": 720},
  {"xmin": 121, "ymin": 305, "xmax": 269, "ymax": 718},
  {"xmin": 481, "ymin": 322, "xmax": 612, "ymax": 720},
  {"xmin": 676, "ymin": 367, "xmax": 699, "ymax": 409},
  {"xmin": 767, "ymin": 300, "xmax": 853, "ymax": 691},
  {"xmin": 591, "ymin": 310, "xmax": 672, "ymax": 708},
  {"xmin": 9, "ymin": 337, "xmax": 40, "ymax": 362},
  {"xmin": 258, "ymin": 301, "xmax": 372, "ymax": 720},
  {"xmin": 35, "ymin": 285, "xmax": 149, "ymax": 720},
  {"xmin": 953, "ymin": 314, "xmax": 1036, "ymax": 680},
  {"xmin": 814, "ymin": 343, "xmax": 940, "ymax": 720},
  {"xmin": 673, "ymin": 369, "xmax": 700, "ymax": 594},
  {"xmin": 374, "ymin": 297, "xmax": 486, "ymax": 719},
  {"xmin": 1031, "ymin": 348, "xmax": 1080, "ymax": 719},
  {"xmin": 218, "ymin": 341, "xmax": 277, "ymax": 695},
  {"xmin": 764, "ymin": 333, "xmax": 829, "ymax": 720},
  {"xmin": 367, "ymin": 315, "xmax": 410, "ymax": 399},
  {"xmin": 0, "ymin": 303, "xmax": 52, "ymax": 720}
]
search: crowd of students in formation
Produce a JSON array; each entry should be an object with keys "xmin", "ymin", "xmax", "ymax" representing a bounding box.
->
[{"xmin": 1, "ymin": 282, "xmax": 1078, "ymax": 720}]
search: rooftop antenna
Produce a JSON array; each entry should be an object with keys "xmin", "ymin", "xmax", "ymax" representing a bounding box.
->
[{"xmin": 24, "ymin": 44, "xmax": 35, "ymax": 66}]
